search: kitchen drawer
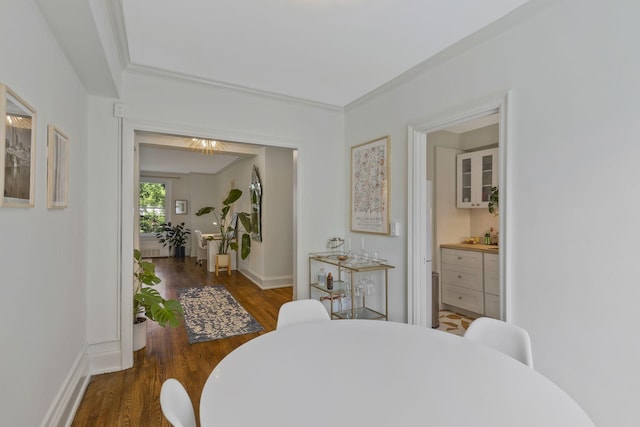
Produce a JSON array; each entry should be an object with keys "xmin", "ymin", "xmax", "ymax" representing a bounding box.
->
[
  {"xmin": 442, "ymin": 284, "xmax": 484, "ymax": 315},
  {"xmin": 441, "ymin": 248, "xmax": 482, "ymax": 269},
  {"xmin": 484, "ymin": 294, "xmax": 500, "ymax": 319},
  {"xmin": 441, "ymin": 265, "xmax": 483, "ymax": 292},
  {"xmin": 483, "ymin": 253, "xmax": 499, "ymax": 295}
]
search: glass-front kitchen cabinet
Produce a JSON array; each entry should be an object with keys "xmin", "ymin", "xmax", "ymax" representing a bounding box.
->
[
  {"xmin": 309, "ymin": 252, "xmax": 394, "ymax": 320},
  {"xmin": 456, "ymin": 148, "xmax": 499, "ymax": 208}
]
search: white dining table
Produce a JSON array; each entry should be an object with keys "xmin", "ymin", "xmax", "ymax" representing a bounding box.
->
[{"xmin": 200, "ymin": 320, "xmax": 594, "ymax": 427}]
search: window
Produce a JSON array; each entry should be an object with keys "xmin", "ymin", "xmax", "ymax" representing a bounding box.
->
[{"xmin": 139, "ymin": 181, "xmax": 167, "ymax": 234}]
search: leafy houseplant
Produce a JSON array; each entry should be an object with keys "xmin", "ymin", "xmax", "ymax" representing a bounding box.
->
[
  {"xmin": 132, "ymin": 249, "xmax": 183, "ymax": 351},
  {"xmin": 196, "ymin": 188, "xmax": 253, "ymax": 260},
  {"xmin": 488, "ymin": 186, "xmax": 499, "ymax": 216},
  {"xmin": 133, "ymin": 249, "xmax": 183, "ymax": 328},
  {"xmin": 156, "ymin": 222, "xmax": 191, "ymax": 257}
]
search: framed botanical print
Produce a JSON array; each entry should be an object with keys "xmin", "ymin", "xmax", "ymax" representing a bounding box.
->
[
  {"xmin": 0, "ymin": 84, "xmax": 37, "ymax": 207},
  {"xmin": 350, "ymin": 136, "xmax": 390, "ymax": 235},
  {"xmin": 47, "ymin": 125, "xmax": 69, "ymax": 208}
]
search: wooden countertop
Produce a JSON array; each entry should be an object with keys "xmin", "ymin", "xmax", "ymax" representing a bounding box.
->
[{"xmin": 440, "ymin": 243, "xmax": 499, "ymax": 254}]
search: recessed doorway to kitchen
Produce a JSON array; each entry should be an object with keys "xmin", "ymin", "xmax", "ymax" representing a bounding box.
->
[{"xmin": 429, "ymin": 112, "xmax": 501, "ymax": 333}]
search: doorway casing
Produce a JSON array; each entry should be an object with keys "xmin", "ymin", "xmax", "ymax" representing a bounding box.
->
[
  {"xmin": 118, "ymin": 119, "xmax": 301, "ymax": 370},
  {"xmin": 407, "ymin": 91, "xmax": 512, "ymax": 327}
]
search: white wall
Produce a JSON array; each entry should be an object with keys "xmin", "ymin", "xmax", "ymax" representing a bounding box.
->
[
  {"xmin": 86, "ymin": 71, "xmax": 345, "ymax": 371},
  {"xmin": 189, "ymin": 172, "xmax": 220, "ymax": 249},
  {"xmin": 345, "ymin": 1, "xmax": 640, "ymax": 425},
  {"xmin": 0, "ymin": 1, "xmax": 89, "ymax": 425},
  {"xmin": 459, "ymin": 123, "xmax": 499, "ymax": 150},
  {"xmin": 263, "ymin": 147, "xmax": 294, "ymax": 284}
]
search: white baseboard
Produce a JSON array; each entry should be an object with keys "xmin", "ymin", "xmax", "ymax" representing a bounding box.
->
[
  {"xmin": 40, "ymin": 350, "xmax": 90, "ymax": 427},
  {"xmin": 87, "ymin": 339, "xmax": 123, "ymax": 374},
  {"xmin": 239, "ymin": 267, "xmax": 293, "ymax": 289}
]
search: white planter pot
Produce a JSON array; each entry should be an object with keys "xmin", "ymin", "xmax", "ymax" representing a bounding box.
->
[{"xmin": 133, "ymin": 318, "xmax": 147, "ymax": 351}]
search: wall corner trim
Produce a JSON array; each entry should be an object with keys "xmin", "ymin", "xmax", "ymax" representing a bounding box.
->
[
  {"xmin": 40, "ymin": 350, "xmax": 91, "ymax": 427},
  {"xmin": 87, "ymin": 340, "xmax": 124, "ymax": 375}
]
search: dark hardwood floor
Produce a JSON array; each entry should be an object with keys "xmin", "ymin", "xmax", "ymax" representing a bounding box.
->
[{"xmin": 72, "ymin": 256, "xmax": 292, "ymax": 426}]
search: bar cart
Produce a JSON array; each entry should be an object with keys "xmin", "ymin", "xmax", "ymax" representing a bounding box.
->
[{"xmin": 309, "ymin": 252, "xmax": 395, "ymax": 320}]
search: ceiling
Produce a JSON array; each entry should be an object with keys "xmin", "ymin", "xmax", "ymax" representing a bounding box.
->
[
  {"xmin": 37, "ymin": 0, "xmax": 531, "ymax": 107},
  {"xmin": 444, "ymin": 113, "xmax": 500, "ymax": 134},
  {"xmin": 139, "ymin": 144, "xmax": 242, "ymax": 175},
  {"xmin": 137, "ymin": 132, "xmax": 264, "ymax": 175}
]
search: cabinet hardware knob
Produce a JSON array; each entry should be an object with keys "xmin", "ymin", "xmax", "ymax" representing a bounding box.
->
[
  {"xmin": 458, "ymin": 296, "xmax": 463, "ymax": 300},
  {"xmin": 457, "ymin": 257, "xmax": 462, "ymax": 260},
  {"xmin": 458, "ymin": 275, "xmax": 462, "ymax": 278}
]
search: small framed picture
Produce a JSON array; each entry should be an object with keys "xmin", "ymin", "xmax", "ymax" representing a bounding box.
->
[
  {"xmin": 1, "ymin": 83, "xmax": 37, "ymax": 207},
  {"xmin": 47, "ymin": 125, "xmax": 69, "ymax": 208},
  {"xmin": 175, "ymin": 199, "xmax": 187, "ymax": 215}
]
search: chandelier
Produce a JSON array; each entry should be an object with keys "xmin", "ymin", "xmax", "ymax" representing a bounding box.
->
[{"xmin": 188, "ymin": 138, "xmax": 226, "ymax": 155}]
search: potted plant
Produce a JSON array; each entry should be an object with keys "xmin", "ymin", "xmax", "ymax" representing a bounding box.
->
[
  {"xmin": 156, "ymin": 222, "xmax": 191, "ymax": 257},
  {"xmin": 488, "ymin": 186, "xmax": 499, "ymax": 216},
  {"xmin": 133, "ymin": 249, "xmax": 183, "ymax": 351},
  {"xmin": 196, "ymin": 188, "xmax": 253, "ymax": 267}
]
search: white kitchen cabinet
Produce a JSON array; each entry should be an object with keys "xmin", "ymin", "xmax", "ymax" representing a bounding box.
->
[
  {"xmin": 441, "ymin": 247, "xmax": 500, "ymax": 318},
  {"xmin": 483, "ymin": 253, "xmax": 499, "ymax": 294},
  {"xmin": 441, "ymin": 249, "xmax": 484, "ymax": 314},
  {"xmin": 456, "ymin": 148, "xmax": 498, "ymax": 208},
  {"xmin": 442, "ymin": 283, "xmax": 485, "ymax": 314},
  {"xmin": 483, "ymin": 253, "xmax": 500, "ymax": 318},
  {"xmin": 483, "ymin": 254, "xmax": 500, "ymax": 319}
]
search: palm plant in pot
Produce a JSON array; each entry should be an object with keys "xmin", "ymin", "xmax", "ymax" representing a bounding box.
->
[
  {"xmin": 156, "ymin": 222, "xmax": 191, "ymax": 257},
  {"xmin": 133, "ymin": 249, "xmax": 183, "ymax": 351},
  {"xmin": 196, "ymin": 188, "xmax": 253, "ymax": 265}
]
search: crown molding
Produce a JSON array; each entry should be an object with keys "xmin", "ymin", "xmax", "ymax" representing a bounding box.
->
[
  {"xmin": 105, "ymin": 0, "xmax": 130, "ymax": 70},
  {"xmin": 124, "ymin": 63, "xmax": 345, "ymax": 113}
]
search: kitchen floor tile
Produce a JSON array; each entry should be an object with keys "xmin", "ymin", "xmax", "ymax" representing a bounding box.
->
[{"xmin": 437, "ymin": 310, "xmax": 475, "ymax": 336}]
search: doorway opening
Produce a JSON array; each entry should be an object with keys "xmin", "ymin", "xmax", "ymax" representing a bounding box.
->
[
  {"xmin": 118, "ymin": 121, "xmax": 300, "ymax": 369},
  {"xmin": 407, "ymin": 91, "xmax": 511, "ymax": 328}
]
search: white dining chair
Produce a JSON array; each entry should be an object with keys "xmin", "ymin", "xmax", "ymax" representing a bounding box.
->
[
  {"xmin": 193, "ymin": 229, "xmax": 208, "ymax": 266},
  {"xmin": 463, "ymin": 317, "xmax": 534, "ymax": 368},
  {"xmin": 160, "ymin": 378, "xmax": 197, "ymax": 427},
  {"xmin": 276, "ymin": 299, "xmax": 330, "ymax": 329}
]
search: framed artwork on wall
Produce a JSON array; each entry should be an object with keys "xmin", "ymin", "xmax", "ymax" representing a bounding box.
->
[
  {"xmin": 350, "ymin": 135, "xmax": 390, "ymax": 235},
  {"xmin": 47, "ymin": 125, "xmax": 69, "ymax": 208},
  {"xmin": 175, "ymin": 199, "xmax": 187, "ymax": 215},
  {"xmin": 0, "ymin": 83, "xmax": 37, "ymax": 207}
]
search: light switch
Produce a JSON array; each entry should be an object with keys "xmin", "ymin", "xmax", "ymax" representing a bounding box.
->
[{"xmin": 390, "ymin": 222, "xmax": 400, "ymax": 237}]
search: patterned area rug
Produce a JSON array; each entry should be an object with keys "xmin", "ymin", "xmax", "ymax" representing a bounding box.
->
[
  {"xmin": 177, "ymin": 285, "xmax": 264, "ymax": 344},
  {"xmin": 437, "ymin": 310, "xmax": 475, "ymax": 336}
]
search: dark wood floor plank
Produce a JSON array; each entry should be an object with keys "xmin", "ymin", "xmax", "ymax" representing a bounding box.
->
[{"xmin": 72, "ymin": 257, "xmax": 292, "ymax": 426}]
